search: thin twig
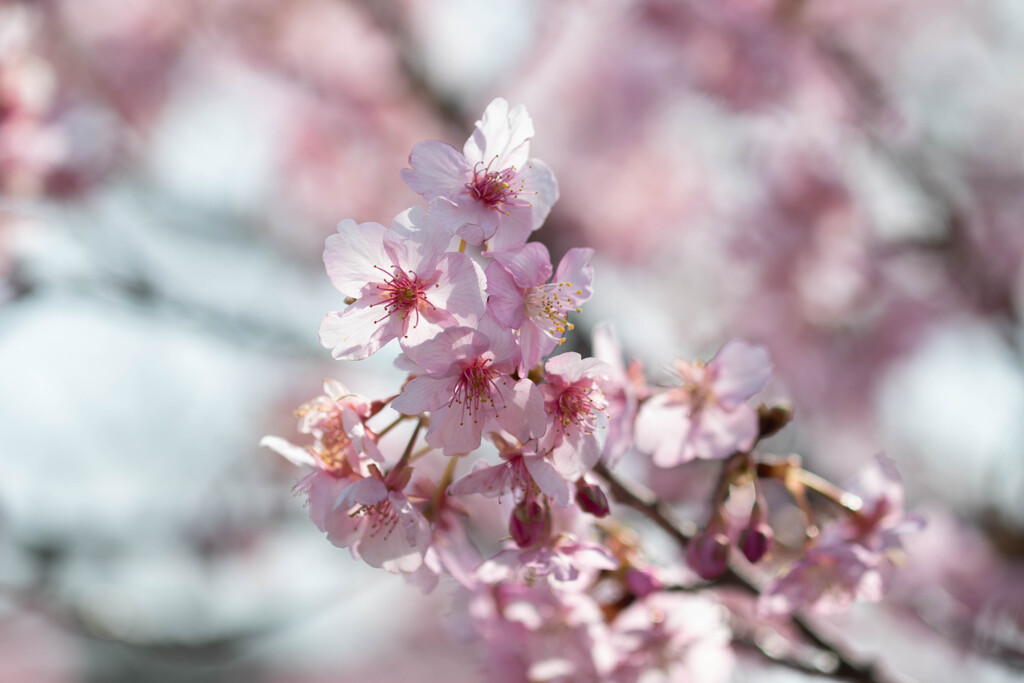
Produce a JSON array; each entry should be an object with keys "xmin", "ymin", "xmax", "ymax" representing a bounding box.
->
[{"xmin": 593, "ymin": 460, "xmax": 891, "ymax": 682}]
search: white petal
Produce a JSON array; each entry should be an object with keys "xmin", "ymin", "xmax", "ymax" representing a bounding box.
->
[{"xmin": 401, "ymin": 140, "xmax": 470, "ymax": 200}]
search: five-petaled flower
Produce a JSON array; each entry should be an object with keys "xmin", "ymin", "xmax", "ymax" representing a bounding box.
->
[
  {"xmin": 392, "ymin": 317, "xmax": 546, "ymax": 456},
  {"xmin": 635, "ymin": 340, "xmax": 772, "ymax": 466},
  {"xmin": 320, "ymin": 208, "xmax": 486, "ymax": 360},
  {"xmin": 401, "ymin": 97, "xmax": 558, "ymax": 252}
]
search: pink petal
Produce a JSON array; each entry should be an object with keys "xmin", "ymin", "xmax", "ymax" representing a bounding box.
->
[
  {"xmin": 518, "ymin": 318, "xmax": 558, "ymax": 374},
  {"xmin": 428, "ymin": 253, "xmax": 487, "ymax": 325},
  {"xmin": 430, "ymin": 194, "xmax": 500, "ymax": 243},
  {"xmin": 398, "ymin": 315, "xmax": 447, "ymax": 352},
  {"xmin": 551, "ymin": 429, "xmax": 601, "ymax": 481},
  {"xmin": 401, "ymin": 140, "xmax": 471, "ymax": 200},
  {"xmin": 484, "ymin": 203, "xmax": 534, "ymax": 253},
  {"xmin": 449, "ymin": 460, "xmax": 511, "ymax": 499},
  {"xmin": 545, "ymin": 352, "xmax": 609, "ymax": 385},
  {"xmin": 392, "ymin": 375, "xmax": 456, "ymax": 416},
  {"xmin": 323, "ymin": 506, "xmax": 362, "ymax": 548},
  {"xmin": 426, "ymin": 404, "xmax": 486, "ymax": 455},
  {"xmin": 259, "ymin": 435, "xmax": 317, "ymax": 469},
  {"xmin": 319, "ymin": 303, "xmax": 400, "ymax": 361},
  {"xmin": 336, "ymin": 476, "xmax": 388, "ymax": 509},
  {"xmin": 635, "ymin": 395, "xmax": 693, "ymax": 468},
  {"xmin": 519, "ymin": 159, "xmax": 559, "ymax": 231},
  {"xmin": 402, "ymin": 326, "xmax": 487, "ymax": 374},
  {"xmin": 522, "ymin": 455, "xmax": 572, "ymax": 507},
  {"xmin": 491, "ymin": 242, "xmax": 552, "ymax": 288},
  {"xmin": 323, "ymin": 220, "xmax": 390, "ymax": 297},
  {"xmin": 484, "ymin": 260, "xmax": 526, "ymax": 328},
  {"xmin": 554, "ymin": 247, "xmax": 595, "ymax": 301},
  {"xmin": 463, "ymin": 98, "xmax": 533, "ymax": 170},
  {"xmin": 685, "ymin": 404, "xmax": 759, "ymax": 460},
  {"xmin": 477, "ymin": 313, "xmax": 519, "ymax": 370},
  {"xmin": 494, "ymin": 378, "xmax": 546, "ymax": 443},
  {"xmin": 710, "ymin": 340, "xmax": 772, "ymax": 408}
]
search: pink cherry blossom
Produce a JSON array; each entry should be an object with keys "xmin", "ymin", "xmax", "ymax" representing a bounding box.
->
[
  {"xmin": 401, "ymin": 475, "xmax": 483, "ymax": 594},
  {"xmin": 328, "ymin": 466, "xmax": 432, "ymax": 574},
  {"xmin": 260, "ymin": 380, "xmax": 382, "ymax": 531},
  {"xmin": 758, "ymin": 543, "xmax": 887, "ymax": 616},
  {"xmin": 825, "ymin": 453, "xmax": 925, "ymax": 552},
  {"xmin": 592, "ymin": 322, "xmax": 643, "ymax": 467},
  {"xmin": 319, "ymin": 207, "xmax": 486, "ymax": 360},
  {"xmin": 401, "ymin": 97, "xmax": 558, "ymax": 252},
  {"xmin": 486, "ymin": 243, "xmax": 595, "ymax": 372},
  {"xmin": 392, "ymin": 318, "xmax": 546, "ymax": 455},
  {"xmin": 608, "ymin": 592, "xmax": 734, "ymax": 683},
  {"xmin": 635, "ymin": 340, "xmax": 772, "ymax": 466},
  {"xmin": 448, "ymin": 441, "xmax": 572, "ymax": 508},
  {"xmin": 294, "ymin": 379, "xmax": 383, "ymax": 468},
  {"xmin": 759, "ymin": 455, "xmax": 924, "ymax": 615},
  {"xmin": 538, "ymin": 351, "xmax": 611, "ymax": 481},
  {"xmin": 466, "ymin": 582, "xmax": 613, "ymax": 683},
  {"xmin": 476, "ymin": 535, "xmax": 617, "ymax": 586}
]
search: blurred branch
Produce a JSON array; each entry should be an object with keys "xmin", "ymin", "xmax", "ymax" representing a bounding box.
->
[
  {"xmin": 810, "ymin": 30, "xmax": 1022, "ymax": 341},
  {"xmin": 594, "ymin": 459, "xmax": 893, "ymax": 682}
]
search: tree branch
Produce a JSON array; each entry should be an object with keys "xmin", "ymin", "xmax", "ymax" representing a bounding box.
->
[{"xmin": 593, "ymin": 460, "xmax": 892, "ymax": 683}]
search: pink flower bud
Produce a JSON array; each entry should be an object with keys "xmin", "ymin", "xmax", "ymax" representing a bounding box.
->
[
  {"xmin": 510, "ymin": 500, "xmax": 548, "ymax": 548},
  {"xmin": 739, "ymin": 523, "xmax": 774, "ymax": 564},
  {"xmin": 575, "ymin": 482, "xmax": 610, "ymax": 517},
  {"xmin": 686, "ymin": 530, "xmax": 731, "ymax": 580},
  {"xmin": 625, "ymin": 566, "xmax": 663, "ymax": 597}
]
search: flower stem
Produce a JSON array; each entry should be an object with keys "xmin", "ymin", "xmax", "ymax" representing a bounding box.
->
[
  {"xmin": 391, "ymin": 419, "xmax": 423, "ymax": 474},
  {"xmin": 374, "ymin": 414, "xmax": 407, "ymax": 440}
]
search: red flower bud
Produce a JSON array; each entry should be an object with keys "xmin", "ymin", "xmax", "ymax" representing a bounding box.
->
[
  {"xmin": 686, "ymin": 530, "xmax": 731, "ymax": 580},
  {"xmin": 739, "ymin": 523, "xmax": 774, "ymax": 564},
  {"xmin": 510, "ymin": 500, "xmax": 547, "ymax": 548},
  {"xmin": 575, "ymin": 482, "xmax": 610, "ymax": 518}
]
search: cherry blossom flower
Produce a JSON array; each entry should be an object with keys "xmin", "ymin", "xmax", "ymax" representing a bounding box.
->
[
  {"xmin": 592, "ymin": 322, "xmax": 644, "ymax": 467},
  {"xmin": 635, "ymin": 340, "xmax": 772, "ymax": 466},
  {"xmin": 448, "ymin": 440, "xmax": 572, "ymax": 508},
  {"xmin": 608, "ymin": 592, "xmax": 734, "ymax": 683},
  {"xmin": 392, "ymin": 317, "xmax": 546, "ymax": 455},
  {"xmin": 401, "ymin": 475, "xmax": 483, "ymax": 593},
  {"xmin": 476, "ymin": 534, "xmax": 618, "ymax": 586},
  {"xmin": 328, "ymin": 465, "xmax": 432, "ymax": 574},
  {"xmin": 758, "ymin": 455, "xmax": 924, "ymax": 615},
  {"xmin": 260, "ymin": 380, "xmax": 382, "ymax": 531},
  {"xmin": 538, "ymin": 352, "xmax": 611, "ymax": 481},
  {"xmin": 401, "ymin": 97, "xmax": 558, "ymax": 252},
  {"xmin": 319, "ymin": 207, "xmax": 486, "ymax": 360},
  {"xmin": 758, "ymin": 543, "xmax": 887, "ymax": 616},
  {"xmin": 486, "ymin": 243, "xmax": 595, "ymax": 372},
  {"xmin": 466, "ymin": 582, "xmax": 613, "ymax": 683}
]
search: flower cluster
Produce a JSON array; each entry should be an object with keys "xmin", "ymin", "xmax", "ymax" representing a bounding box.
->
[{"xmin": 263, "ymin": 98, "xmax": 922, "ymax": 681}]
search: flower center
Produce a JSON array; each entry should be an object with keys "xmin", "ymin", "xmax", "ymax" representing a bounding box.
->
[
  {"xmin": 450, "ymin": 357, "xmax": 504, "ymax": 422},
  {"xmin": 352, "ymin": 496, "xmax": 400, "ymax": 539},
  {"xmin": 668, "ymin": 361, "xmax": 713, "ymax": 413},
  {"xmin": 466, "ymin": 160, "xmax": 530, "ymax": 213},
  {"xmin": 553, "ymin": 383, "xmax": 605, "ymax": 433},
  {"xmin": 295, "ymin": 402, "xmax": 352, "ymax": 473},
  {"xmin": 524, "ymin": 281, "xmax": 584, "ymax": 345},
  {"xmin": 373, "ymin": 266, "xmax": 429, "ymax": 324}
]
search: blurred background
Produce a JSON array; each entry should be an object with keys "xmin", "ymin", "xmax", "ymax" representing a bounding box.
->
[{"xmin": 1, "ymin": 0, "xmax": 1023, "ymax": 681}]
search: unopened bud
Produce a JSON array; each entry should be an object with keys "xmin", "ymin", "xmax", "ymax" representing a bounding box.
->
[
  {"xmin": 575, "ymin": 482, "xmax": 610, "ymax": 518},
  {"xmin": 625, "ymin": 567, "xmax": 663, "ymax": 598},
  {"xmin": 510, "ymin": 500, "xmax": 547, "ymax": 548},
  {"xmin": 686, "ymin": 530, "xmax": 731, "ymax": 580},
  {"xmin": 739, "ymin": 523, "xmax": 774, "ymax": 564},
  {"xmin": 758, "ymin": 402, "xmax": 794, "ymax": 438}
]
